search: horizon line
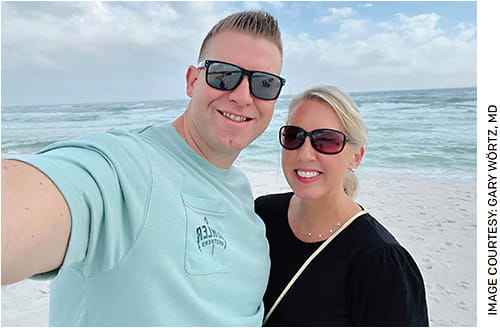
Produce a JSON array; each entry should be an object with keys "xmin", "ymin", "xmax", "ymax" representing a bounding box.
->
[{"xmin": 2, "ymin": 86, "xmax": 477, "ymax": 108}]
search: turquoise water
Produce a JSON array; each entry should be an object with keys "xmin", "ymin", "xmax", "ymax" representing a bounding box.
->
[{"xmin": 1, "ymin": 87, "xmax": 476, "ymax": 182}]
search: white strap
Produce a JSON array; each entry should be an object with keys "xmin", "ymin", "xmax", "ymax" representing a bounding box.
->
[{"xmin": 263, "ymin": 210, "xmax": 368, "ymax": 325}]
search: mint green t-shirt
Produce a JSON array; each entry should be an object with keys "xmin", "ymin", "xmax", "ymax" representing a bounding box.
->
[{"xmin": 15, "ymin": 124, "xmax": 270, "ymax": 326}]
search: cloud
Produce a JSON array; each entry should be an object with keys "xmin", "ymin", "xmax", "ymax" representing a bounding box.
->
[
  {"xmin": 455, "ymin": 22, "xmax": 477, "ymax": 41},
  {"xmin": 1, "ymin": 2, "xmax": 238, "ymax": 104},
  {"xmin": 377, "ymin": 13, "xmax": 443, "ymax": 43},
  {"xmin": 282, "ymin": 11, "xmax": 476, "ymax": 95},
  {"xmin": 242, "ymin": 1, "xmax": 285, "ymax": 11},
  {"xmin": 396, "ymin": 13, "xmax": 442, "ymax": 41},
  {"xmin": 2, "ymin": 2, "xmax": 226, "ymax": 69},
  {"xmin": 1, "ymin": 2, "xmax": 476, "ymax": 105},
  {"xmin": 243, "ymin": 1, "xmax": 264, "ymax": 10},
  {"xmin": 316, "ymin": 7, "xmax": 354, "ymax": 24},
  {"xmin": 359, "ymin": 3, "xmax": 373, "ymax": 8},
  {"xmin": 338, "ymin": 19, "xmax": 368, "ymax": 38}
]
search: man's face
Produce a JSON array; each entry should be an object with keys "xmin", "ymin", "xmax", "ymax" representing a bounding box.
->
[{"xmin": 185, "ymin": 30, "xmax": 282, "ymax": 160}]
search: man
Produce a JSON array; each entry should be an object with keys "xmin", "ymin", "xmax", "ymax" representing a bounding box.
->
[{"xmin": 2, "ymin": 11, "xmax": 285, "ymax": 326}]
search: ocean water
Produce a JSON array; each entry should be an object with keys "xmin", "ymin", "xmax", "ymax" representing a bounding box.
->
[{"xmin": 1, "ymin": 87, "xmax": 476, "ymax": 182}]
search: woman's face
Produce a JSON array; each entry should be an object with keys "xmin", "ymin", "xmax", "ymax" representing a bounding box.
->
[{"xmin": 282, "ymin": 98, "xmax": 359, "ymax": 201}]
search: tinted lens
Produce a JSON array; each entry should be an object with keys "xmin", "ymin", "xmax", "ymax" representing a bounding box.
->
[
  {"xmin": 206, "ymin": 62, "xmax": 242, "ymax": 90},
  {"xmin": 280, "ymin": 126, "xmax": 305, "ymax": 149},
  {"xmin": 311, "ymin": 130, "xmax": 346, "ymax": 154},
  {"xmin": 250, "ymin": 72, "xmax": 282, "ymax": 100}
]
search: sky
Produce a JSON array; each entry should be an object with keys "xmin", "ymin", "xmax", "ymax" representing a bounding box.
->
[{"xmin": 1, "ymin": 1, "xmax": 478, "ymax": 106}]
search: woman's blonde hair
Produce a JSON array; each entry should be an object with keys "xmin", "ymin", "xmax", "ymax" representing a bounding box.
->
[{"xmin": 287, "ymin": 85, "xmax": 368, "ymax": 198}]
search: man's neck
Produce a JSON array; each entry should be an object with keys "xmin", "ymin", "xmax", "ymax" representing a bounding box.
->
[{"xmin": 172, "ymin": 114, "xmax": 238, "ymax": 170}]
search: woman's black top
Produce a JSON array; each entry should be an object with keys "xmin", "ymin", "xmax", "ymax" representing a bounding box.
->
[{"xmin": 255, "ymin": 192, "xmax": 429, "ymax": 327}]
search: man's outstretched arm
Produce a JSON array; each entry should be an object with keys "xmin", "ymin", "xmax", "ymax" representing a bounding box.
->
[{"xmin": 2, "ymin": 159, "xmax": 71, "ymax": 285}]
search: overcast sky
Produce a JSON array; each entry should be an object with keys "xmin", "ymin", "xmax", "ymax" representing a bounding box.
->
[{"xmin": 2, "ymin": 1, "xmax": 477, "ymax": 106}]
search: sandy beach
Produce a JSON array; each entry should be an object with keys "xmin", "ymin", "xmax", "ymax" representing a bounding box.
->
[{"xmin": 1, "ymin": 170, "xmax": 476, "ymax": 326}]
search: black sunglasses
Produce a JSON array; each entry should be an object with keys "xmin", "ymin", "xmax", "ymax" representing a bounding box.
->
[
  {"xmin": 198, "ymin": 60, "xmax": 286, "ymax": 101},
  {"xmin": 279, "ymin": 125, "xmax": 351, "ymax": 155}
]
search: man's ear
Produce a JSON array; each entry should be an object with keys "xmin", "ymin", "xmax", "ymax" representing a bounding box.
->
[{"xmin": 186, "ymin": 65, "xmax": 200, "ymax": 98}]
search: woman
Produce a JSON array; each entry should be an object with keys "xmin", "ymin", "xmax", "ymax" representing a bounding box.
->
[{"xmin": 255, "ymin": 85, "xmax": 429, "ymax": 326}]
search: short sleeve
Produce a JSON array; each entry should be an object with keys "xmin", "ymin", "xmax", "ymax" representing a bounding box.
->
[
  {"xmin": 347, "ymin": 244, "xmax": 429, "ymax": 326},
  {"xmin": 12, "ymin": 130, "xmax": 153, "ymax": 279}
]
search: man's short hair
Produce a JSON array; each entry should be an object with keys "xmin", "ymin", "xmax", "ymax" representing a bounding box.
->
[{"xmin": 198, "ymin": 11, "xmax": 282, "ymax": 62}]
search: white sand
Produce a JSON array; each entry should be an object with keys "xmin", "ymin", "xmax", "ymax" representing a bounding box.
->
[{"xmin": 1, "ymin": 171, "xmax": 476, "ymax": 326}]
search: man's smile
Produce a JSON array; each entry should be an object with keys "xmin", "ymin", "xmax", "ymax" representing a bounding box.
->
[{"xmin": 217, "ymin": 110, "xmax": 252, "ymax": 123}]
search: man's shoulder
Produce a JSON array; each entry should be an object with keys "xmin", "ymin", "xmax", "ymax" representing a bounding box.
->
[{"xmin": 33, "ymin": 127, "xmax": 156, "ymax": 165}]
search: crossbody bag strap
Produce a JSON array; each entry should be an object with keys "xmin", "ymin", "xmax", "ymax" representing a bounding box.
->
[{"xmin": 263, "ymin": 210, "xmax": 368, "ymax": 326}]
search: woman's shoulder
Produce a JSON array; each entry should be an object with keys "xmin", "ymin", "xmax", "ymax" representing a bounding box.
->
[
  {"xmin": 350, "ymin": 212, "xmax": 401, "ymax": 249},
  {"xmin": 254, "ymin": 192, "xmax": 293, "ymax": 225},
  {"xmin": 255, "ymin": 191, "xmax": 293, "ymax": 203},
  {"xmin": 348, "ymin": 212, "xmax": 421, "ymax": 272},
  {"xmin": 255, "ymin": 192, "xmax": 293, "ymax": 211},
  {"xmin": 346, "ymin": 215, "xmax": 429, "ymax": 326}
]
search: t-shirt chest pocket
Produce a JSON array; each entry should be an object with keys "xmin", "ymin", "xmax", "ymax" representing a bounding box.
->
[{"xmin": 181, "ymin": 193, "xmax": 232, "ymax": 275}]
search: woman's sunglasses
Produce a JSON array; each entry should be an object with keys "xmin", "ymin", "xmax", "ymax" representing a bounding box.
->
[
  {"xmin": 279, "ymin": 125, "xmax": 351, "ymax": 155},
  {"xmin": 198, "ymin": 60, "xmax": 286, "ymax": 101}
]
